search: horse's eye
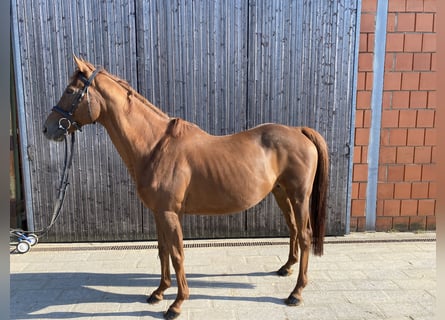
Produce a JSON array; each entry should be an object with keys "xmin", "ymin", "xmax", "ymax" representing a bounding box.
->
[{"xmin": 65, "ymin": 88, "xmax": 75, "ymax": 94}]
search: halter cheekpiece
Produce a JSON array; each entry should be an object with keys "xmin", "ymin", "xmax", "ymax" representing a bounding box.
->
[{"xmin": 52, "ymin": 68, "xmax": 101, "ymax": 132}]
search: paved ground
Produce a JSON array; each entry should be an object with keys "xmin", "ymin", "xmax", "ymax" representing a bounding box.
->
[{"xmin": 10, "ymin": 232, "xmax": 436, "ymax": 320}]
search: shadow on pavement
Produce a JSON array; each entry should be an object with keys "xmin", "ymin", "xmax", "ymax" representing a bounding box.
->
[{"xmin": 11, "ymin": 271, "xmax": 281, "ymax": 319}]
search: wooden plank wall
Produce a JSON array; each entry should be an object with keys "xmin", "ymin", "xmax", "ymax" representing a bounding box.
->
[{"xmin": 12, "ymin": 0, "xmax": 358, "ymax": 241}]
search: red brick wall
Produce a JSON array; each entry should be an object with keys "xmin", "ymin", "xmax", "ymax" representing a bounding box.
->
[{"xmin": 351, "ymin": 0, "xmax": 436, "ymax": 231}]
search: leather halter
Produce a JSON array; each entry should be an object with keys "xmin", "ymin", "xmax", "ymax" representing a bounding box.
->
[{"xmin": 52, "ymin": 68, "xmax": 101, "ymax": 132}]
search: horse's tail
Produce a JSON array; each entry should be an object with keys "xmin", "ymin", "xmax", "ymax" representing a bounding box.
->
[{"xmin": 301, "ymin": 127, "xmax": 329, "ymax": 256}]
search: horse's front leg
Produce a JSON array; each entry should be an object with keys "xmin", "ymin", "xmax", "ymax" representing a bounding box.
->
[
  {"xmin": 156, "ymin": 210, "xmax": 189, "ymax": 320},
  {"xmin": 147, "ymin": 227, "xmax": 172, "ymax": 304}
]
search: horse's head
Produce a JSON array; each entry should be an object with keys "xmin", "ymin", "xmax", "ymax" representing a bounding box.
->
[{"xmin": 43, "ymin": 56, "xmax": 101, "ymax": 141}]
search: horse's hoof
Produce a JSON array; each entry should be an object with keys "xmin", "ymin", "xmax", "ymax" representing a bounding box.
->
[
  {"xmin": 164, "ymin": 308, "xmax": 180, "ymax": 320},
  {"xmin": 147, "ymin": 294, "xmax": 162, "ymax": 305},
  {"xmin": 277, "ymin": 266, "xmax": 293, "ymax": 277},
  {"xmin": 285, "ymin": 294, "xmax": 303, "ymax": 306}
]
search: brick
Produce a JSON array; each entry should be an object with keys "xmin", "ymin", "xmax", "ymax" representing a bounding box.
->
[
  {"xmin": 414, "ymin": 146, "xmax": 432, "ymax": 163},
  {"xmin": 378, "ymin": 164, "xmax": 386, "ymax": 180},
  {"xmin": 379, "ymin": 147, "xmax": 397, "ymax": 164},
  {"xmin": 357, "ymin": 72, "xmax": 366, "ymax": 90},
  {"xmin": 392, "ymin": 91, "xmax": 410, "ymax": 108},
  {"xmin": 428, "ymin": 181, "xmax": 436, "ymax": 198},
  {"xmin": 384, "ymin": 72, "xmax": 402, "ymax": 90},
  {"xmin": 367, "ymin": 33, "xmax": 375, "ymax": 52},
  {"xmin": 389, "ymin": 129, "xmax": 407, "ymax": 145},
  {"xmin": 407, "ymin": 128, "xmax": 425, "ymax": 145},
  {"xmin": 381, "ymin": 129, "xmax": 390, "ymax": 145},
  {"xmin": 353, "ymin": 164, "xmax": 368, "ymax": 181},
  {"xmin": 355, "ymin": 110, "xmax": 364, "ymax": 128},
  {"xmin": 361, "ymin": 13, "xmax": 376, "ymax": 33},
  {"xmin": 376, "ymin": 200, "xmax": 385, "ymax": 216},
  {"xmin": 405, "ymin": 0, "xmax": 423, "ymax": 12},
  {"xmin": 416, "ymin": 13, "xmax": 434, "ymax": 32},
  {"xmin": 353, "ymin": 146, "xmax": 362, "ymax": 163},
  {"xmin": 383, "ymin": 91, "xmax": 392, "ymax": 108},
  {"xmin": 359, "ymin": 53, "xmax": 374, "ymax": 71},
  {"xmin": 386, "ymin": 33, "xmax": 405, "ymax": 52},
  {"xmin": 375, "ymin": 217, "xmax": 393, "ymax": 232},
  {"xmin": 384, "ymin": 200, "xmax": 401, "ymax": 216},
  {"xmin": 401, "ymin": 199, "xmax": 418, "ymax": 216},
  {"xmin": 359, "ymin": 182, "xmax": 368, "ymax": 199},
  {"xmin": 394, "ymin": 183, "xmax": 412, "ymax": 198},
  {"xmin": 378, "ymin": 183, "xmax": 394, "ymax": 199},
  {"xmin": 412, "ymin": 53, "xmax": 431, "ymax": 70},
  {"xmin": 362, "ymin": 0, "xmax": 377, "ymax": 12},
  {"xmin": 431, "ymin": 52, "xmax": 436, "ymax": 71},
  {"xmin": 430, "ymin": 146, "xmax": 435, "ymax": 162},
  {"xmin": 350, "ymin": 218, "xmax": 358, "ymax": 232},
  {"xmin": 381, "ymin": 110, "xmax": 399, "ymax": 127},
  {"xmin": 385, "ymin": 53, "xmax": 395, "ymax": 71},
  {"xmin": 405, "ymin": 164, "xmax": 422, "ymax": 180},
  {"xmin": 356, "ymin": 90, "xmax": 371, "ymax": 109},
  {"xmin": 392, "ymin": 216, "xmax": 410, "ymax": 231},
  {"xmin": 387, "ymin": 13, "xmax": 397, "ymax": 32},
  {"xmin": 388, "ymin": 165, "xmax": 405, "ymax": 181},
  {"xmin": 421, "ymin": 164, "xmax": 435, "ymax": 181},
  {"xmin": 409, "ymin": 216, "xmax": 426, "ymax": 231},
  {"xmin": 397, "ymin": 13, "xmax": 416, "ymax": 32},
  {"xmin": 424, "ymin": 0, "xmax": 436, "ymax": 12},
  {"xmin": 419, "ymin": 72, "xmax": 435, "ymax": 90},
  {"xmin": 411, "ymin": 182, "xmax": 429, "ymax": 198},
  {"xmin": 362, "ymin": 146, "xmax": 369, "ymax": 162},
  {"xmin": 399, "ymin": 110, "xmax": 417, "ymax": 127},
  {"xmin": 426, "ymin": 215, "xmax": 436, "ymax": 231},
  {"xmin": 365, "ymin": 72, "xmax": 374, "ymax": 90},
  {"xmin": 424, "ymin": 128, "xmax": 435, "ymax": 145},
  {"xmin": 351, "ymin": 199, "xmax": 366, "ymax": 216},
  {"xmin": 352, "ymin": 182, "xmax": 359, "ymax": 198},
  {"xmin": 422, "ymin": 33, "xmax": 436, "ymax": 52},
  {"xmin": 418, "ymin": 199, "xmax": 435, "ymax": 215},
  {"xmin": 401, "ymin": 72, "xmax": 420, "ymax": 90},
  {"xmin": 363, "ymin": 110, "xmax": 372, "ymax": 127},
  {"xmin": 427, "ymin": 91, "xmax": 436, "ymax": 108},
  {"xmin": 356, "ymin": 217, "xmax": 366, "ymax": 231},
  {"xmin": 410, "ymin": 91, "xmax": 428, "ymax": 108},
  {"xmin": 359, "ymin": 33, "xmax": 368, "ymax": 52},
  {"xmin": 404, "ymin": 33, "xmax": 423, "ymax": 51},
  {"xmin": 388, "ymin": 0, "xmax": 406, "ymax": 12},
  {"xmin": 416, "ymin": 109, "xmax": 435, "ymax": 127},
  {"xmin": 396, "ymin": 146, "xmax": 414, "ymax": 163},
  {"xmin": 394, "ymin": 53, "xmax": 413, "ymax": 71},
  {"xmin": 355, "ymin": 128, "xmax": 370, "ymax": 145}
]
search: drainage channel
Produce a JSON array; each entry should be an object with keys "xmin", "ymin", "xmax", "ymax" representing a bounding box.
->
[{"xmin": 28, "ymin": 236, "xmax": 436, "ymax": 252}]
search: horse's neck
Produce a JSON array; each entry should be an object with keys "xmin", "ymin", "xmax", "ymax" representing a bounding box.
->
[{"xmin": 96, "ymin": 81, "xmax": 170, "ymax": 179}]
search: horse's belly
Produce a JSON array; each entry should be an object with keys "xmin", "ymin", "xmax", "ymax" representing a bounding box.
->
[{"xmin": 183, "ymin": 176, "xmax": 273, "ymax": 214}]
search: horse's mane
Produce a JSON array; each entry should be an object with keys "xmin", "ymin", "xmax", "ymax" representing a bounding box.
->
[{"xmin": 72, "ymin": 64, "xmax": 169, "ymax": 120}]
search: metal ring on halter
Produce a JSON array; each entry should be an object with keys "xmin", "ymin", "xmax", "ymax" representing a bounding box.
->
[{"xmin": 58, "ymin": 118, "xmax": 72, "ymax": 132}]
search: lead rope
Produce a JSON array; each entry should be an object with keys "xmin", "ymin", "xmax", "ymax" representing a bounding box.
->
[{"xmin": 10, "ymin": 132, "xmax": 76, "ymax": 239}]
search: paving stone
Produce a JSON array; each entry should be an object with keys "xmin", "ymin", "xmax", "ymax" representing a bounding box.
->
[{"xmin": 10, "ymin": 232, "xmax": 436, "ymax": 319}]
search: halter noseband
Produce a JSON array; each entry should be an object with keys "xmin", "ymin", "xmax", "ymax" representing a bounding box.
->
[{"xmin": 52, "ymin": 68, "xmax": 101, "ymax": 132}]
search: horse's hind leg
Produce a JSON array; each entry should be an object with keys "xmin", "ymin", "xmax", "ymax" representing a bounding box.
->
[
  {"xmin": 285, "ymin": 193, "xmax": 312, "ymax": 307},
  {"xmin": 272, "ymin": 185, "xmax": 299, "ymax": 277}
]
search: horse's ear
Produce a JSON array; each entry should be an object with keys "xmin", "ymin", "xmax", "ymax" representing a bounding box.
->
[{"xmin": 73, "ymin": 55, "xmax": 92, "ymax": 75}]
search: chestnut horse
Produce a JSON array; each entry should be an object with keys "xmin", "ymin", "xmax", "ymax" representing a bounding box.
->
[{"xmin": 43, "ymin": 56, "xmax": 329, "ymax": 319}]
